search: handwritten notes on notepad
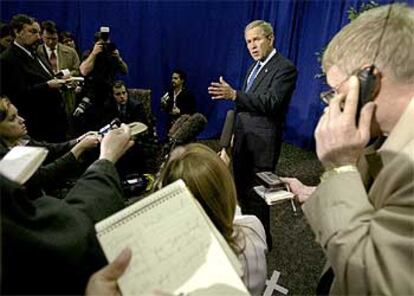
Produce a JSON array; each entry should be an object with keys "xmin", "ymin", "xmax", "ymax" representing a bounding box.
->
[{"xmin": 95, "ymin": 179, "xmax": 249, "ymax": 295}]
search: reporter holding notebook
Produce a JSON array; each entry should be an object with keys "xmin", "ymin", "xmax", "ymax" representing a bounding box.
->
[{"xmin": 0, "ymin": 124, "xmax": 134, "ymax": 295}]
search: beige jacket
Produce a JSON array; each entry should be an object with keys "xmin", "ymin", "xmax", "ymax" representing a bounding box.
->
[
  {"xmin": 37, "ymin": 43, "xmax": 80, "ymax": 76},
  {"xmin": 303, "ymin": 99, "xmax": 414, "ymax": 295}
]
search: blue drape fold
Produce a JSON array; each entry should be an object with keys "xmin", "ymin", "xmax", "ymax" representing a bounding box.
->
[{"xmin": 1, "ymin": 0, "xmax": 404, "ymax": 149}]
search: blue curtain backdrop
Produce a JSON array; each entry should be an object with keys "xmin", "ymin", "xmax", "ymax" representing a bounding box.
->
[{"xmin": 1, "ymin": 0, "xmax": 408, "ymax": 149}]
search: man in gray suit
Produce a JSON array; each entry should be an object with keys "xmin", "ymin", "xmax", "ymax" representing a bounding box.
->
[
  {"xmin": 283, "ymin": 4, "xmax": 414, "ymax": 295},
  {"xmin": 209, "ymin": 20, "xmax": 297, "ymax": 249}
]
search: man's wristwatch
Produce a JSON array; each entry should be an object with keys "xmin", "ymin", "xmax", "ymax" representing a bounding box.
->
[{"xmin": 320, "ymin": 165, "xmax": 358, "ymax": 182}]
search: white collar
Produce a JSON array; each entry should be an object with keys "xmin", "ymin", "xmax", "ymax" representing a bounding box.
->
[
  {"xmin": 258, "ymin": 48, "xmax": 276, "ymax": 67},
  {"xmin": 44, "ymin": 44, "xmax": 58, "ymax": 58},
  {"xmin": 13, "ymin": 40, "xmax": 33, "ymax": 58}
]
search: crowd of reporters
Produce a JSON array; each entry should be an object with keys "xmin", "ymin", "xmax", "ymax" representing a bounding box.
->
[{"xmin": 1, "ymin": 4, "xmax": 414, "ymax": 295}]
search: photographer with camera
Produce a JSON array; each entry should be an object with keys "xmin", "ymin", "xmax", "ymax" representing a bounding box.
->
[{"xmin": 78, "ymin": 27, "xmax": 128, "ymax": 132}]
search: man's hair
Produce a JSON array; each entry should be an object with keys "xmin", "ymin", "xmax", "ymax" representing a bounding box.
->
[
  {"xmin": 323, "ymin": 3, "xmax": 414, "ymax": 83},
  {"xmin": 112, "ymin": 80, "xmax": 126, "ymax": 90},
  {"xmin": 157, "ymin": 143, "xmax": 244, "ymax": 255},
  {"xmin": 10, "ymin": 14, "xmax": 35, "ymax": 35},
  {"xmin": 59, "ymin": 31, "xmax": 74, "ymax": 42},
  {"xmin": 41, "ymin": 20, "xmax": 58, "ymax": 35},
  {"xmin": 0, "ymin": 96, "xmax": 11, "ymax": 122},
  {"xmin": 0, "ymin": 23, "xmax": 12, "ymax": 38},
  {"xmin": 245, "ymin": 20, "xmax": 274, "ymax": 37},
  {"xmin": 173, "ymin": 69, "xmax": 186, "ymax": 82}
]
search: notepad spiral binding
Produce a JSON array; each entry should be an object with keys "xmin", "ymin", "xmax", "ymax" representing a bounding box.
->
[{"xmin": 97, "ymin": 185, "xmax": 185, "ymax": 236}]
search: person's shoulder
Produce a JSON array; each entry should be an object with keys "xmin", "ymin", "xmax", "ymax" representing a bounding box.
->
[
  {"xmin": 0, "ymin": 44, "xmax": 17, "ymax": 60},
  {"xmin": 36, "ymin": 44, "xmax": 45, "ymax": 55},
  {"xmin": 271, "ymin": 51, "xmax": 296, "ymax": 70},
  {"xmin": 127, "ymin": 96, "xmax": 143, "ymax": 108},
  {"xmin": 234, "ymin": 215, "xmax": 266, "ymax": 239},
  {"xmin": 59, "ymin": 44, "xmax": 77, "ymax": 55},
  {"xmin": 182, "ymin": 88, "xmax": 195, "ymax": 97},
  {"xmin": 234, "ymin": 215, "xmax": 268, "ymax": 256}
]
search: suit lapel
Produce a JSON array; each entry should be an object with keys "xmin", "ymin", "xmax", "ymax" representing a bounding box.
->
[
  {"xmin": 12, "ymin": 44, "xmax": 52, "ymax": 79},
  {"xmin": 40, "ymin": 46, "xmax": 55, "ymax": 75},
  {"xmin": 249, "ymin": 53, "xmax": 280, "ymax": 93}
]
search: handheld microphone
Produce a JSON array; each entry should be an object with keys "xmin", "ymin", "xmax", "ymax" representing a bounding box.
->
[
  {"xmin": 159, "ymin": 113, "xmax": 208, "ymax": 174},
  {"xmin": 219, "ymin": 110, "xmax": 235, "ymax": 149},
  {"xmin": 168, "ymin": 114, "xmax": 190, "ymax": 138},
  {"xmin": 73, "ymin": 97, "xmax": 92, "ymax": 117},
  {"xmin": 160, "ymin": 92, "xmax": 170, "ymax": 110},
  {"xmin": 171, "ymin": 113, "xmax": 207, "ymax": 145}
]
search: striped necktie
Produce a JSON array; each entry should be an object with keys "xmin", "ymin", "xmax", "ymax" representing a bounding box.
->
[{"xmin": 245, "ymin": 62, "xmax": 262, "ymax": 92}]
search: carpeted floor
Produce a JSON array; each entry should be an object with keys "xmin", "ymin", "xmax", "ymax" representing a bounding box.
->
[
  {"xmin": 133, "ymin": 139, "xmax": 326, "ymax": 295},
  {"xmin": 200, "ymin": 140, "xmax": 326, "ymax": 295},
  {"xmin": 268, "ymin": 142, "xmax": 325, "ymax": 295}
]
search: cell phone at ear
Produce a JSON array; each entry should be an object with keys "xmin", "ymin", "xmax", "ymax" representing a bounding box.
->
[{"xmin": 356, "ymin": 65, "xmax": 379, "ymax": 123}]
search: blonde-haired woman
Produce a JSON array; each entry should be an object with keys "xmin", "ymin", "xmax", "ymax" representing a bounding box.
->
[{"xmin": 157, "ymin": 143, "xmax": 268, "ymax": 295}]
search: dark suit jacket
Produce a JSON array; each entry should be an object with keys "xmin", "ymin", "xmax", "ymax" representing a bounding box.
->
[
  {"xmin": 162, "ymin": 88, "xmax": 196, "ymax": 129},
  {"xmin": 233, "ymin": 51, "xmax": 297, "ymax": 194},
  {"xmin": 166, "ymin": 88, "xmax": 196, "ymax": 116},
  {"xmin": 0, "ymin": 43, "xmax": 67, "ymax": 142},
  {"xmin": 103, "ymin": 97, "xmax": 157, "ymax": 175},
  {"xmin": 1, "ymin": 159, "xmax": 125, "ymax": 295},
  {"xmin": 103, "ymin": 97, "xmax": 149, "ymax": 126},
  {"xmin": 0, "ymin": 136, "xmax": 85, "ymax": 199}
]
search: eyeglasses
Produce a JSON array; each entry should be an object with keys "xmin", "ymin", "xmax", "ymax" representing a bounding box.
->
[
  {"xmin": 319, "ymin": 77, "xmax": 349, "ymax": 104},
  {"xmin": 319, "ymin": 68, "xmax": 365, "ymax": 104}
]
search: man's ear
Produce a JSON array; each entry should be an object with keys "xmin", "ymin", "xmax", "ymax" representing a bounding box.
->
[
  {"xmin": 358, "ymin": 64, "xmax": 382, "ymax": 97},
  {"xmin": 267, "ymin": 33, "xmax": 274, "ymax": 43},
  {"xmin": 13, "ymin": 29, "xmax": 21, "ymax": 38}
]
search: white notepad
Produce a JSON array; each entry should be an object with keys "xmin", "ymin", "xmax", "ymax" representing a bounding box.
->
[
  {"xmin": 0, "ymin": 146, "xmax": 48, "ymax": 184},
  {"xmin": 95, "ymin": 179, "xmax": 249, "ymax": 295},
  {"xmin": 254, "ymin": 185, "xmax": 294, "ymax": 205}
]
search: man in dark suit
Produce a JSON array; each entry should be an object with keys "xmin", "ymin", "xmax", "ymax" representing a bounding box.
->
[
  {"xmin": 104, "ymin": 80, "xmax": 148, "ymax": 126},
  {"xmin": 160, "ymin": 69, "xmax": 196, "ymax": 130},
  {"xmin": 1, "ymin": 124, "xmax": 134, "ymax": 295},
  {"xmin": 0, "ymin": 14, "xmax": 67, "ymax": 142},
  {"xmin": 104, "ymin": 80, "xmax": 156, "ymax": 176},
  {"xmin": 208, "ymin": 20, "xmax": 297, "ymax": 248}
]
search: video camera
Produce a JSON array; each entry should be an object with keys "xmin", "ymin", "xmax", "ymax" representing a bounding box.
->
[{"xmin": 99, "ymin": 26, "xmax": 117, "ymax": 53}]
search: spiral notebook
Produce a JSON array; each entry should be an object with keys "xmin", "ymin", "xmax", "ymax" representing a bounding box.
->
[{"xmin": 95, "ymin": 179, "xmax": 249, "ymax": 295}]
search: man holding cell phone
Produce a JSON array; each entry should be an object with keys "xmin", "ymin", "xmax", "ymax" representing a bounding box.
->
[{"xmin": 283, "ymin": 4, "xmax": 414, "ymax": 295}]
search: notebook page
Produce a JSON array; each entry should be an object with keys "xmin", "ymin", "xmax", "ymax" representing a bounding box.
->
[
  {"xmin": 0, "ymin": 146, "xmax": 48, "ymax": 184},
  {"xmin": 96, "ymin": 180, "xmax": 249, "ymax": 295}
]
